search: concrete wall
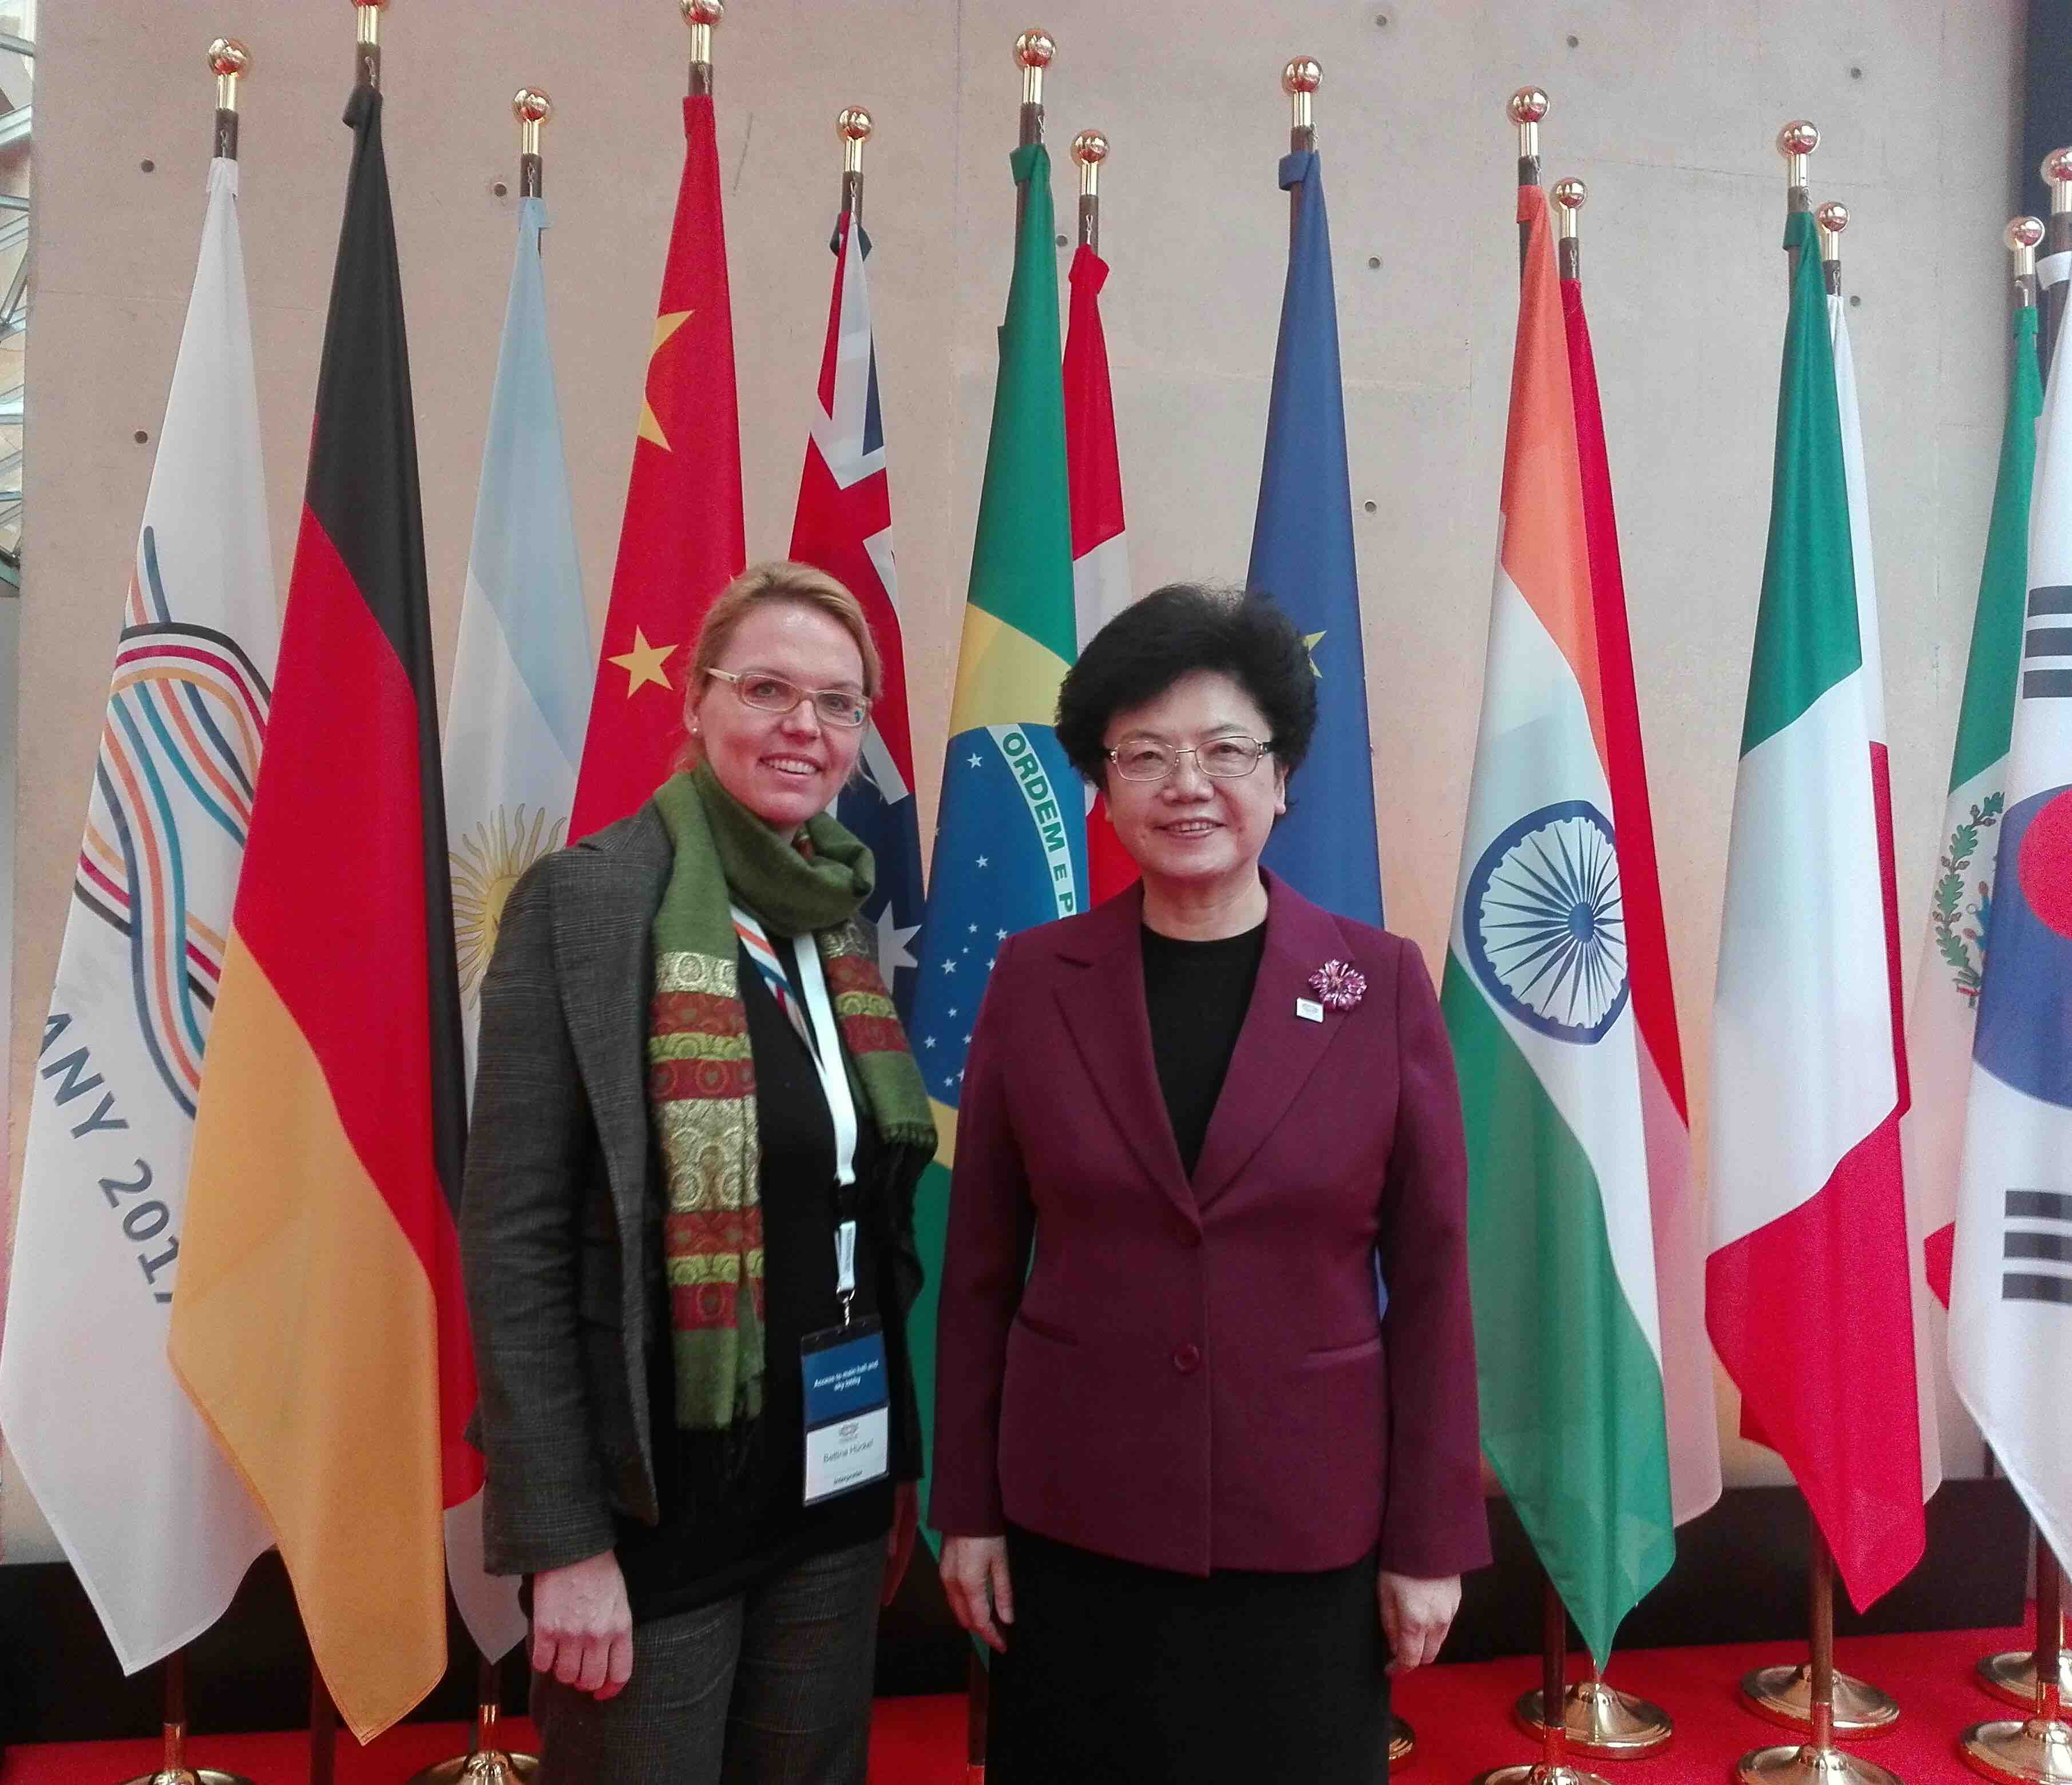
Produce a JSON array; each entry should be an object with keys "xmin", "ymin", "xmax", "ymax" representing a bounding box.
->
[{"xmin": 2, "ymin": 0, "xmax": 2026, "ymax": 1562}]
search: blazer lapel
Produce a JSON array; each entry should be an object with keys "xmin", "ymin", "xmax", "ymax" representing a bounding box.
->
[
  {"xmin": 553, "ymin": 804, "xmax": 671, "ymax": 1234},
  {"xmin": 1049, "ymin": 889, "xmax": 1199, "ymax": 1231},
  {"xmin": 1190, "ymin": 874, "xmax": 1360, "ymax": 1208}
]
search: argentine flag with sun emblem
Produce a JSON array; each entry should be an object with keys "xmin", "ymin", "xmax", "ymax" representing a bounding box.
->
[
  {"xmin": 438, "ymin": 193, "xmax": 589, "ymax": 1661},
  {"xmin": 1438, "ymin": 181, "xmax": 1673, "ymax": 1669},
  {"xmin": 445, "ymin": 195, "xmax": 591, "ymax": 1089}
]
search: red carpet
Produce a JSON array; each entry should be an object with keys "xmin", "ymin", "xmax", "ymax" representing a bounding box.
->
[{"xmin": 2, "ymin": 1615, "xmax": 2043, "ymax": 1782}]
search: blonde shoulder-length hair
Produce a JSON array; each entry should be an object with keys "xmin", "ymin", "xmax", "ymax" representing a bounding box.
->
[{"xmin": 677, "ymin": 560, "xmax": 884, "ymax": 768}]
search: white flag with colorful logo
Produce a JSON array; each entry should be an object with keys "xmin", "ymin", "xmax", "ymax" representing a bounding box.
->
[
  {"xmin": 0, "ymin": 158, "xmax": 276, "ymax": 1669},
  {"xmin": 441, "ymin": 193, "xmax": 590, "ymax": 1659}
]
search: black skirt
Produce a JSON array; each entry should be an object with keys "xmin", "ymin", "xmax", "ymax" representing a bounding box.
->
[{"xmin": 989, "ymin": 1525, "xmax": 1392, "ymax": 1785}]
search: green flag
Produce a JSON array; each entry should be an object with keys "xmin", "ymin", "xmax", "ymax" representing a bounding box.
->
[{"xmin": 909, "ymin": 144, "xmax": 1084, "ymax": 1545}]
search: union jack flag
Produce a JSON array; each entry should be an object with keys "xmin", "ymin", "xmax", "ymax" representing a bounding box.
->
[{"xmin": 790, "ymin": 209, "xmax": 924, "ymax": 1021}]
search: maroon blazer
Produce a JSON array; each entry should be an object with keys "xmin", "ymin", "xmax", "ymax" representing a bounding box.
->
[{"xmin": 929, "ymin": 872, "xmax": 1490, "ymax": 1580}]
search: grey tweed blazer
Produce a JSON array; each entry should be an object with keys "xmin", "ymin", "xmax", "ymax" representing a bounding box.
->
[
  {"xmin": 461, "ymin": 805, "xmax": 673, "ymax": 1578},
  {"xmin": 459, "ymin": 800, "xmax": 929, "ymax": 1580}
]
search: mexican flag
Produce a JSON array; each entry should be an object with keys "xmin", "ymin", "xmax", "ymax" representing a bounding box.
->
[
  {"xmin": 1903, "ymin": 304, "xmax": 2042, "ymax": 1308},
  {"xmin": 1707, "ymin": 208, "xmax": 1924, "ymax": 1611},
  {"xmin": 910, "ymin": 143, "xmax": 1084, "ymax": 1543},
  {"xmin": 1440, "ymin": 183, "xmax": 1674, "ymax": 1667}
]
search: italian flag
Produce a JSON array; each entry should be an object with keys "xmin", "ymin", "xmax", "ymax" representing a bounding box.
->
[
  {"xmin": 1706, "ymin": 208, "xmax": 1924, "ymax": 1611},
  {"xmin": 1440, "ymin": 183, "xmax": 1674, "ymax": 1667}
]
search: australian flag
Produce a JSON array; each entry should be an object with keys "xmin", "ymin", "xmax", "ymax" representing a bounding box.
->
[{"xmin": 790, "ymin": 209, "xmax": 925, "ymax": 1020}]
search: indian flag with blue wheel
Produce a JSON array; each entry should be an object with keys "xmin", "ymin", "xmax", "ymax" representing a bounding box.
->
[
  {"xmin": 1439, "ymin": 178, "xmax": 1674, "ymax": 1668},
  {"xmin": 908, "ymin": 140, "xmax": 1084, "ymax": 1549}
]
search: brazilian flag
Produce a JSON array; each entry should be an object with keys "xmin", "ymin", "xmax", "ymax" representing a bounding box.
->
[{"xmin": 907, "ymin": 142, "xmax": 1084, "ymax": 1548}]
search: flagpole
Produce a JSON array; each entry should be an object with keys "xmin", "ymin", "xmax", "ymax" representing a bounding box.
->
[
  {"xmin": 683, "ymin": 0, "xmax": 720, "ymax": 98},
  {"xmin": 1281, "ymin": 56, "xmax": 1320, "ymax": 248},
  {"xmin": 1962, "ymin": 1539, "xmax": 2072, "ymax": 1783},
  {"xmin": 1553, "ymin": 174, "xmax": 1584, "ymax": 280},
  {"xmin": 113, "ymin": 50, "xmax": 266, "ymax": 1785},
  {"xmin": 1509, "ymin": 87, "xmax": 1547, "ymax": 273},
  {"xmin": 1013, "ymin": 26, "xmax": 1052, "ymax": 236},
  {"xmin": 1817, "ymin": 200, "xmax": 1849, "ymax": 296},
  {"xmin": 353, "ymin": 0, "xmax": 382, "ymax": 94},
  {"xmin": 838, "ymin": 104, "xmax": 870, "ymax": 224},
  {"xmin": 1072, "ymin": 129, "xmax": 1104, "ymax": 251},
  {"xmin": 1970, "ymin": 237, "xmax": 2070, "ymax": 1743},
  {"xmin": 2040, "ymin": 149, "xmax": 2071, "ymax": 375}
]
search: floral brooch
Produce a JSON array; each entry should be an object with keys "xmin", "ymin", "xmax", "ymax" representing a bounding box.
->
[{"xmin": 1309, "ymin": 960, "xmax": 1367, "ymax": 1011}]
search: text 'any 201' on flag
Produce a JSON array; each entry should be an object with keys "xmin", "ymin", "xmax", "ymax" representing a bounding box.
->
[
  {"xmin": 789, "ymin": 207, "xmax": 924, "ymax": 1017},
  {"xmin": 1063, "ymin": 240, "xmax": 1137, "ymax": 907},
  {"xmin": 911, "ymin": 142, "xmax": 1084, "ymax": 1542},
  {"xmin": 167, "ymin": 84, "xmax": 478, "ymax": 1742},
  {"xmin": 1441, "ymin": 181, "xmax": 1673, "ymax": 1669},
  {"xmin": 571, "ymin": 88, "xmax": 744, "ymax": 839},
  {"xmin": 440, "ymin": 189, "xmax": 591, "ymax": 1663},
  {"xmin": 1560, "ymin": 236, "xmax": 1721, "ymax": 1528},
  {"xmin": 1707, "ymin": 207, "xmax": 1923, "ymax": 1612},
  {"xmin": 1247, "ymin": 145, "xmax": 1382, "ymax": 926},
  {"xmin": 1947, "ymin": 300, "xmax": 2072, "ymax": 1576},
  {"xmin": 0, "ymin": 153, "xmax": 275, "ymax": 1671}
]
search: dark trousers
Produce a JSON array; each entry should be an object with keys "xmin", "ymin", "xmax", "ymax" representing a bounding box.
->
[
  {"xmin": 991, "ymin": 1525, "xmax": 1392, "ymax": 1785},
  {"xmin": 533, "ymin": 1538, "xmax": 885, "ymax": 1785}
]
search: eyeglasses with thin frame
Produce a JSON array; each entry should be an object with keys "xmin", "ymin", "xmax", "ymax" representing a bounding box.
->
[
  {"xmin": 704, "ymin": 667, "xmax": 871, "ymax": 729},
  {"xmin": 1104, "ymin": 735, "xmax": 1276, "ymax": 782}
]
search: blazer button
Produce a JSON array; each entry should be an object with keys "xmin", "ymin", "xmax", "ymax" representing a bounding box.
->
[{"xmin": 1172, "ymin": 1342, "xmax": 1202, "ymax": 1375}]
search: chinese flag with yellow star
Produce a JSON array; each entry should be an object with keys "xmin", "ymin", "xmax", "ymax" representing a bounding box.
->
[{"xmin": 571, "ymin": 92, "xmax": 744, "ymax": 836}]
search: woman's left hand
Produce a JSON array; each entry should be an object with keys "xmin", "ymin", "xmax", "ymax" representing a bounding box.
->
[
  {"xmin": 882, "ymin": 1483, "xmax": 920, "ymax": 1605},
  {"xmin": 1377, "ymin": 1570, "xmax": 1461, "ymax": 1672}
]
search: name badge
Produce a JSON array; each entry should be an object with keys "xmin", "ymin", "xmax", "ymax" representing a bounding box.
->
[
  {"xmin": 1296, "ymin": 997, "xmax": 1325, "ymax": 1023},
  {"xmin": 801, "ymin": 1317, "xmax": 890, "ymax": 1505}
]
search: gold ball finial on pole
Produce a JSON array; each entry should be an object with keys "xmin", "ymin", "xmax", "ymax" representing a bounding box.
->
[
  {"xmin": 208, "ymin": 37, "xmax": 252, "ymax": 160},
  {"xmin": 209, "ymin": 37, "xmax": 252, "ymax": 94},
  {"xmin": 1509, "ymin": 86, "xmax": 1548, "ymax": 165},
  {"xmin": 2009, "ymin": 215, "xmax": 2047, "ymax": 253},
  {"xmin": 1815, "ymin": 199, "xmax": 1848, "ymax": 269},
  {"xmin": 1778, "ymin": 118, "xmax": 1818, "ymax": 204},
  {"xmin": 2043, "ymin": 148, "xmax": 2072, "ymax": 215},
  {"xmin": 1073, "ymin": 128, "xmax": 1107, "ymax": 194},
  {"xmin": 838, "ymin": 104, "xmax": 873, "ymax": 174},
  {"xmin": 1552, "ymin": 176, "xmax": 1586, "ymax": 236},
  {"xmin": 1284, "ymin": 58, "xmax": 1321, "ymax": 145},
  {"xmin": 513, "ymin": 86, "xmax": 550, "ymax": 196},
  {"xmin": 1016, "ymin": 28, "xmax": 1055, "ymax": 109},
  {"xmin": 2008, "ymin": 214, "xmax": 2044, "ymax": 297}
]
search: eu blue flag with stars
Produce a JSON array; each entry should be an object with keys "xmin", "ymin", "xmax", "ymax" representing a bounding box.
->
[{"xmin": 1247, "ymin": 149, "xmax": 1384, "ymax": 925}]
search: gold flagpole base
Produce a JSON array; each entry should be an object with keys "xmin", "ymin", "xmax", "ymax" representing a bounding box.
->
[
  {"xmin": 1469, "ymin": 1764, "xmax": 1614, "ymax": 1785},
  {"xmin": 118, "ymin": 1768, "xmax": 255, "ymax": 1785},
  {"xmin": 1959, "ymin": 1716, "xmax": 2072, "ymax": 1785},
  {"xmin": 1389, "ymin": 1715, "xmax": 1415, "ymax": 1766},
  {"xmin": 405, "ymin": 1753, "xmax": 538, "ymax": 1785},
  {"xmin": 1981, "ymin": 1651, "xmax": 2072, "ymax": 1715},
  {"xmin": 1741, "ymin": 1664, "xmax": 1901, "ymax": 1737},
  {"xmin": 1515, "ymin": 1679, "xmax": 1674, "ymax": 1759},
  {"xmin": 1734, "ymin": 1740, "xmax": 1905, "ymax": 1785}
]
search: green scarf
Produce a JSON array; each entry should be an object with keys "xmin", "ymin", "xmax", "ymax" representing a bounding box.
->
[{"xmin": 648, "ymin": 764, "xmax": 936, "ymax": 1434}]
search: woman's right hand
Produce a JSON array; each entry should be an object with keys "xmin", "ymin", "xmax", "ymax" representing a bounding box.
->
[
  {"xmin": 532, "ymin": 1549, "xmax": 635, "ymax": 1699},
  {"xmin": 940, "ymin": 1535, "xmax": 1014, "ymax": 1653}
]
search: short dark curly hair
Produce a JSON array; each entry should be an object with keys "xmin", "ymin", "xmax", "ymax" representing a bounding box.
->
[{"xmin": 1055, "ymin": 582, "xmax": 1320, "ymax": 786}]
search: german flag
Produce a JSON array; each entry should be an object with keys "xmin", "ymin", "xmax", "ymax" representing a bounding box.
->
[{"xmin": 168, "ymin": 82, "xmax": 476, "ymax": 1743}]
